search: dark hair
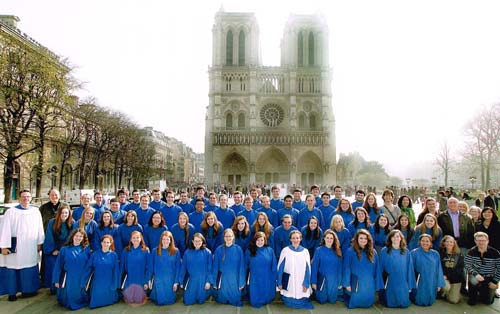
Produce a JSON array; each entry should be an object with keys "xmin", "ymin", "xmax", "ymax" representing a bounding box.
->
[
  {"xmin": 320, "ymin": 229, "xmax": 342, "ymax": 257},
  {"xmin": 320, "ymin": 192, "xmax": 331, "ymax": 198},
  {"xmin": 98, "ymin": 210, "xmax": 115, "ymax": 229},
  {"xmin": 65, "ymin": 228, "xmax": 89, "ymax": 248},
  {"xmin": 353, "ymin": 207, "xmax": 370, "ymax": 227},
  {"xmin": 305, "ymin": 216, "xmax": 322, "ymax": 241},
  {"xmin": 201, "ymin": 212, "xmax": 222, "ymax": 237},
  {"xmin": 481, "ymin": 207, "xmax": 499, "ymax": 221},
  {"xmin": 283, "ymin": 194, "xmax": 293, "ymax": 201},
  {"xmin": 190, "ymin": 233, "xmax": 207, "ymax": 249},
  {"xmin": 362, "ymin": 192, "xmax": 379, "ymax": 215},
  {"xmin": 333, "ymin": 185, "xmax": 342, "ymax": 191},
  {"xmin": 385, "ymin": 229, "xmax": 407, "ymax": 254},
  {"xmin": 53, "ymin": 204, "xmax": 73, "ymax": 235},
  {"xmin": 374, "ymin": 214, "xmax": 390, "ymax": 234},
  {"xmin": 336, "ymin": 198, "xmax": 353, "ymax": 214},
  {"xmin": 397, "ymin": 195, "xmax": 413, "ymax": 209},
  {"xmin": 148, "ymin": 211, "xmax": 166, "ymax": 227},
  {"xmin": 355, "ymin": 189, "xmax": 365, "ymax": 195},
  {"xmin": 392, "ymin": 214, "xmax": 414, "ymax": 242},
  {"xmin": 352, "ymin": 229, "xmax": 374, "ymax": 262},
  {"xmin": 232, "ymin": 215, "xmax": 251, "ymax": 238},
  {"xmin": 248, "ymin": 231, "xmax": 268, "ymax": 257}
]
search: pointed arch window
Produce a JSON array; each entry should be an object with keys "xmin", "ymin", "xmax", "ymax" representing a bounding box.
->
[
  {"xmin": 309, "ymin": 114, "xmax": 317, "ymax": 129},
  {"xmin": 238, "ymin": 113, "xmax": 245, "ymax": 128},
  {"xmin": 298, "ymin": 32, "xmax": 304, "ymax": 66},
  {"xmin": 238, "ymin": 30, "xmax": 245, "ymax": 66},
  {"xmin": 226, "ymin": 30, "xmax": 233, "ymax": 65},
  {"xmin": 226, "ymin": 112, "xmax": 233, "ymax": 128},
  {"xmin": 298, "ymin": 113, "xmax": 305, "ymax": 128},
  {"xmin": 308, "ymin": 32, "xmax": 314, "ymax": 65}
]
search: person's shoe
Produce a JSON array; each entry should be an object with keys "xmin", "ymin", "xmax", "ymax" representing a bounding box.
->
[
  {"xmin": 467, "ymin": 298, "xmax": 477, "ymax": 306},
  {"xmin": 460, "ymin": 287, "xmax": 468, "ymax": 296},
  {"xmin": 20, "ymin": 292, "xmax": 37, "ymax": 298},
  {"xmin": 495, "ymin": 291, "xmax": 500, "ymax": 298},
  {"xmin": 7, "ymin": 295, "xmax": 17, "ymax": 301}
]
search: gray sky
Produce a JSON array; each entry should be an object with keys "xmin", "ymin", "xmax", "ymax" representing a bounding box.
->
[{"xmin": 4, "ymin": 0, "xmax": 500, "ymax": 179}]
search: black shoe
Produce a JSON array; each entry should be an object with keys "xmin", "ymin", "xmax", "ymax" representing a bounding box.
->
[
  {"xmin": 7, "ymin": 295, "xmax": 17, "ymax": 301},
  {"xmin": 495, "ymin": 291, "xmax": 500, "ymax": 298},
  {"xmin": 20, "ymin": 292, "xmax": 37, "ymax": 298},
  {"xmin": 460, "ymin": 288, "xmax": 468, "ymax": 296},
  {"xmin": 467, "ymin": 298, "xmax": 477, "ymax": 306}
]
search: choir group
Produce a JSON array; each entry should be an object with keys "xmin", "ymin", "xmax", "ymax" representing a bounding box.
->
[{"xmin": 1, "ymin": 185, "xmax": 500, "ymax": 310}]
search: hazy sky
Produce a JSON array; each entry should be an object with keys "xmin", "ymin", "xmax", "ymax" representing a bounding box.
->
[{"xmin": 4, "ymin": 0, "xmax": 500, "ymax": 179}]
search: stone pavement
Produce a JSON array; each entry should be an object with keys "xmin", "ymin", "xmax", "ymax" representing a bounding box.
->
[{"xmin": 1, "ymin": 289, "xmax": 499, "ymax": 314}]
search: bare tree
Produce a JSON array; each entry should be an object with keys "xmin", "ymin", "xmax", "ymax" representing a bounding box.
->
[{"xmin": 435, "ymin": 141, "xmax": 453, "ymax": 187}]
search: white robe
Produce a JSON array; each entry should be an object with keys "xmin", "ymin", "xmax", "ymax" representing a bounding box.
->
[
  {"xmin": 278, "ymin": 246, "xmax": 312, "ymax": 299},
  {"xmin": 0, "ymin": 205, "xmax": 44, "ymax": 269}
]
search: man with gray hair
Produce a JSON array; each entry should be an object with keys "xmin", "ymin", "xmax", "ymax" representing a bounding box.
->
[{"xmin": 464, "ymin": 232, "xmax": 500, "ymax": 305}]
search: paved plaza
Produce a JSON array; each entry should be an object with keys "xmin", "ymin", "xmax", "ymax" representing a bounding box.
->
[{"xmin": 1, "ymin": 289, "xmax": 499, "ymax": 314}]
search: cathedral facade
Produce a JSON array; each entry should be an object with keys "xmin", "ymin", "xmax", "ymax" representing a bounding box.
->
[{"xmin": 205, "ymin": 10, "xmax": 336, "ymax": 189}]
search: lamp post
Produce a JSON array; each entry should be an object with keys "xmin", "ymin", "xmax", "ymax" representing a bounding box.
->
[
  {"xmin": 405, "ymin": 178, "xmax": 411, "ymax": 187},
  {"xmin": 469, "ymin": 176, "xmax": 477, "ymax": 190},
  {"xmin": 431, "ymin": 177, "xmax": 437, "ymax": 192}
]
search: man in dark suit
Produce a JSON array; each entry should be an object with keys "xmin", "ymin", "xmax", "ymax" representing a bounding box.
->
[{"xmin": 484, "ymin": 189, "xmax": 499, "ymax": 212}]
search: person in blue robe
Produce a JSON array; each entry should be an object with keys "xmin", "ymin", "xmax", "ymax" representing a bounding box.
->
[
  {"xmin": 409, "ymin": 214, "xmax": 443, "ymax": 251},
  {"xmin": 160, "ymin": 191, "xmax": 183, "ymax": 229},
  {"xmin": 251, "ymin": 212, "xmax": 275, "ymax": 250},
  {"xmin": 392, "ymin": 214, "xmax": 414, "ymax": 245},
  {"xmin": 73, "ymin": 207, "xmax": 98, "ymax": 251},
  {"xmin": 92, "ymin": 211, "xmax": 118, "ymax": 251},
  {"xmin": 71, "ymin": 193, "xmax": 92, "ymax": 222},
  {"xmin": 214, "ymin": 194, "xmax": 236, "ymax": 231},
  {"xmin": 270, "ymin": 186, "xmax": 284, "ymax": 210},
  {"xmin": 277, "ymin": 230, "xmax": 313, "ymax": 309},
  {"xmin": 318, "ymin": 192, "xmax": 335, "ymax": 230},
  {"xmin": 292, "ymin": 189, "xmax": 306, "ymax": 212},
  {"xmin": 245, "ymin": 232, "xmax": 277, "ymax": 308},
  {"xmin": 297, "ymin": 194, "xmax": 324, "ymax": 229},
  {"xmin": 81, "ymin": 234, "xmax": 120, "ymax": 308},
  {"xmin": 372, "ymin": 214, "xmax": 390, "ymax": 253},
  {"xmin": 410, "ymin": 234, "xmax": 446, "ymax": 306},
  {"xmin": 274, "ymin": 214, "xmax": 298, "ymax": 258},
  {"xmin": 204, "ymin": 192, "xmax": 220, "ymax": 212},
  {"xmin": 277, "ymin": 197, "xmax": 300, "ymax": 228},
  {"xmin": 123, "ymin": 190, "xmax": 141, "ymax": 212},
  {"xmin": 135, "ymin": 195, "xmax": 155, "ymax": 229},
  {"xmin": 115, "ymin": 211, "xmax": 143, "ymax": 258},
  {"xmin": 232, "ymin": 216, "xmax": 252, "ymax": 252},
  {"xmin": 330, "ymin": 198, "xmax": 355, "ymax": 227},
  {"xmin": 301, "ymin": 216, "xmax": 323, "ymax": 259},
  {"xmin": 213, "ymin": 229, "xmax": 246, "ymax": 306},
  {"xmin": 238, "ymin": 196, "xmax": 257, "ymax": 227},
  {"xmin": 329, "ymin": 214, "xmax": 352, "ymax": 255},
  {"xmin": 230, "ymin": 191, "xmax": 245, "ymax": 214},
  {"xmin": 42, "ymin": 205, "xmax": 74, "ymax": 292},
  {"xmin": 170, "ymin": 212, "xmax": 195, "ymax": 257},
  {"xmin": 363, "ymin": 193, "xmax": 383, "ymax": 223},
  {"xmin": 257, "ymin": 196, "xmax": 279, "ymax": 227},
  {"xmin": 143, "ymin": 211, "xmax": 168, "ymax": 249},
  {"xmin": 189, "ymin": 199, "xmax": 206, "ymax": 233},
  {"xmin": 92, "ymin": 192, "xmax": 108, "ymax": 223},
  {"xmin": 52, "ymin": 228, "xmax": 90, "ymax": 310},
  {"xmin": 342, "ymin": 229, "xmax": 383, "ymax": 308},
  {"xmin": 190, "ymin": 186, "xmax": 209, "ymax": 206},
  {"xmin": 178, "ymin": 191, "xmax": 195, "ymax": 214},
  {"xmin": 108, "ymin": 197, "xmax": 127, "ymax": 224},
  {"xmin": 120, "ymin": 231, "xmax": 150, "ymax": 304},
  {"xmin": 351, "ymin": 190, "xmax": 366, "ymax": 211},
  {"xmin": 179, "ymin": 233, "xmax": 213, "ymax": 305},
  {"xmin": 347, "ymin": 208, "xmax": 374, "ymax": 239},
  {"xmin": 250, "ymin": 189, "xmax": 261, "ymax": 210},
  {"xmin": 149, "ymin": 188, "xmax": 167, "ymax": 212},
  {"xmin": 379, "ymin": 230, "xmax": 415, "ymax": 308},
  {"xmin": 148, "ymin": 231, "xmax": 181, "ymax": 305},
  {"xmin": 201, "ymin": 212, "xmax": 224, "ymax": 253},
  {"xmin": 311, "ymin": 230, "xmax": 343, "ymax": 304}
]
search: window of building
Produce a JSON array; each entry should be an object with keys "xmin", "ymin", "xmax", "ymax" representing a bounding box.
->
[
  {"xmin": 298, "ymin": 113, "xmax": 305, "ymax": 128},
  {"xmin": 308, "ymin": 32, "xmax": 314, "ymax": 65},
  {"xmin": 298, "ymin": 32, "xmax": 303, "ymax": 66},
  {"xmin": 309, "ymin": 114, "xmax": 316, "ymax": 129},
  {"xmin": 238, "ymin": 113, "xmax": 245, "ymax": 128},
  {"xmin": 226, "ymin": 112, "xmax": 233, "ymax": 128},
  {"xmin": 238, "ymin": 30, "xmax": 245, "ymax": 66},
  {"xmin": 226, "ymin": 30, "xmax": 233, "ymax": 65}
]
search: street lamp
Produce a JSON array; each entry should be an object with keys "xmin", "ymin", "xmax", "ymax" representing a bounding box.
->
[
  {"xmin": 469, "ymin": 176, "xmax": 477, "ymax": 190},
  {"xmin": 405, "ymin": 178, "xmax": 411, "ymax": 187}
]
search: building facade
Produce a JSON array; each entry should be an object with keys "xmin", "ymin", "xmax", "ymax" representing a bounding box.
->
[{"xmin": 205, "ymin": 10, "xmax": 336, "ymax": 190}]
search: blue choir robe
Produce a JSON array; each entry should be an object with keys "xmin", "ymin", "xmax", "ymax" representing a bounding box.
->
[
  {"xmin": 334, "ymin": 211, "xmax": 355, "ymax": 227},
  {"xmin": 342, "ymin": 248, "xmax": 383, "ymax": 308},
  {"xmin": 124, "ymin": 202, "xmax": 140, "ymax": 212},
  {"xmin": 149, "ymin": 200, "xmax": 167, "ymax": 211},
  {"xmin": 257, "ymin": 206, "xmax": 279, "ymax": 228},
  {"xmin": 203, "ymin": 222, "xmax": 224, "ymax": 253},
  {"xmin": 372, "ymin": 226, "xmax": 389, "ymax": 253},
  {"xmin": 159, "ymin": 204, "xmax": 182, "ymax": 230},
  {"xmin": 115, "ymin": 224, "xmax": 143, "ymax": 258},
  {"xmin": 333, "ymin": 228, "xmax": 352, "ymax": 255},
  {"xmin": 252, "ymin": 199, "xmax": 261, "ymax": 210},
  {"xmin": 71, "ymin": 206, "xmax": 86, "ymax": 222},
  {"xmin": 179, "ymin": 248, "xmax": 213, "ymax": 305},
  {"xmin": 73, "ymin": 219, "xmax": 98, "ymax": 249},
  {"xmin": 351, "ymin": 201, "xmax": 364, "ymax": 211},
  {"xmin": 245, "ymin": 246, "xmax": 277, "ymax": 308},
  {"xmin": 315, "ymin": 196, "xmax": 322, "ymax": 208},
  {"xmin": 311, "ymin": 246, "xmax": 343, "ymax": 304},
  {"xmin": 277, "ymin": 245, "xmax": 313, "ymax": 309},
  {"xmin": 110, "ymin": 209, "xmax": 126, "ymax": 225},
  {"xmin": 170, "ymin": 223, "xmax": 195, "ymax": 257},
  {"xmin": 92, "ymin": 203, "xmax": 108, "ymax": 223},
  {"xmin": 409, "ymin": 228, "xmax": 443, "ymax": 251},
  {"xmin": 237, "ymin": 208, "xmax": 257, "ymax": 227},
  {"xmin": 178, "ymin": 202, "xmax": 195, "ymax": 214},
  {"xmin": 230, "ymin": 203, "xmax": 244, "ymax": 215},
  {"xmin": 410, "ymin": 248, "xmax": 445, "ymax": 306},
  {"xmin": 121, "ymin": 246, "xmax": 149, "ymax": 290},
  {"xmin": 119, "ymin": 201, "xmax": 129, "ymax": 210},
  {"xmin": 367, "ymin": 207, "xmax": 382, "ymax": 224},
  {"xmin": 277, "ymin": 208, "xmax": 300, "ymax": 227},
  {"xmin": 81, "ymin": 250, "xmax": 120, "ymax": 308},
  {"xmin": 379, "ymin": 247, "xmax": 415, "ymax": 308},
  {"xmin": 297, "ymin": 207, "xmax": 324, "ymax": 229},
  {"xmin": 214, "ymin": 207, "xmax": 236, "ymax": 231},
  {"xmin": 43, "ymin": 219, "xmax": 72, "ymax": 288},
  {"xmin": 330, "ymin": 198, "xmax": 341, "ymax": 209},
  {"xmin": 148, "ymin": 248, "xmax": 181, "ymax": 305},
  {"xmin": 234, "ymin": 231, "xmax": 252, "ymax": 252},
  {"xmin": 204, "ymin": 204, "xmax": 220, "ymax": 212},
  {"xmin": 213, "ymin": 244, "xmax": 246, "ymax": 306},
  {"xmin": 273, "ymin": 225, "xmax": 298, "ymax": 258},
  {"xmin": 189, "ymin": 210, "xmax": 206, "ymax": 233},
  {"xmin": 136, "ymin": 207, "xmax": 155, "ymax": 229},
  {"xmin": 143, "ymin": 225, "xmax": 169, "ymax": 249},
  {"xmin": 301, "ymin": 226, "xmax": 323, "ymax": 259},
  {"xmin": 292, "ymin": 200, "xmax": 306, "ymax": 212},
  {"xmin": 52, "ymin": 245, "xmax": 90, "ymax": 310},
  {"xmin": 270, "ymin": 198, "xmax": 285, "ymax": 211},
  {"xmin": 347, "ymin": 221, "xmax": 374, "ymax": 239},
  {"xmin": 92, "ymin": 225, "xmax": 118, "ymax": 251},
  {"xmin": 190, "ymin": 196, "xmax": 209, "ymax": 207},
  {"xmin": 318, "ymin": 205, "xmax": 335, "ymax": 228}
]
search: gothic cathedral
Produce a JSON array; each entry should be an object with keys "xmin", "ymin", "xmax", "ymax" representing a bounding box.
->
[{"xmin": 205, "ymin": 10, "xmax": 336, "ymax": 189}]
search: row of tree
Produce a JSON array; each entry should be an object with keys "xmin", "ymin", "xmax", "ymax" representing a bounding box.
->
[{"xmin": 0, "ymin": 31, "xmax": 156, "ymax": 203}]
